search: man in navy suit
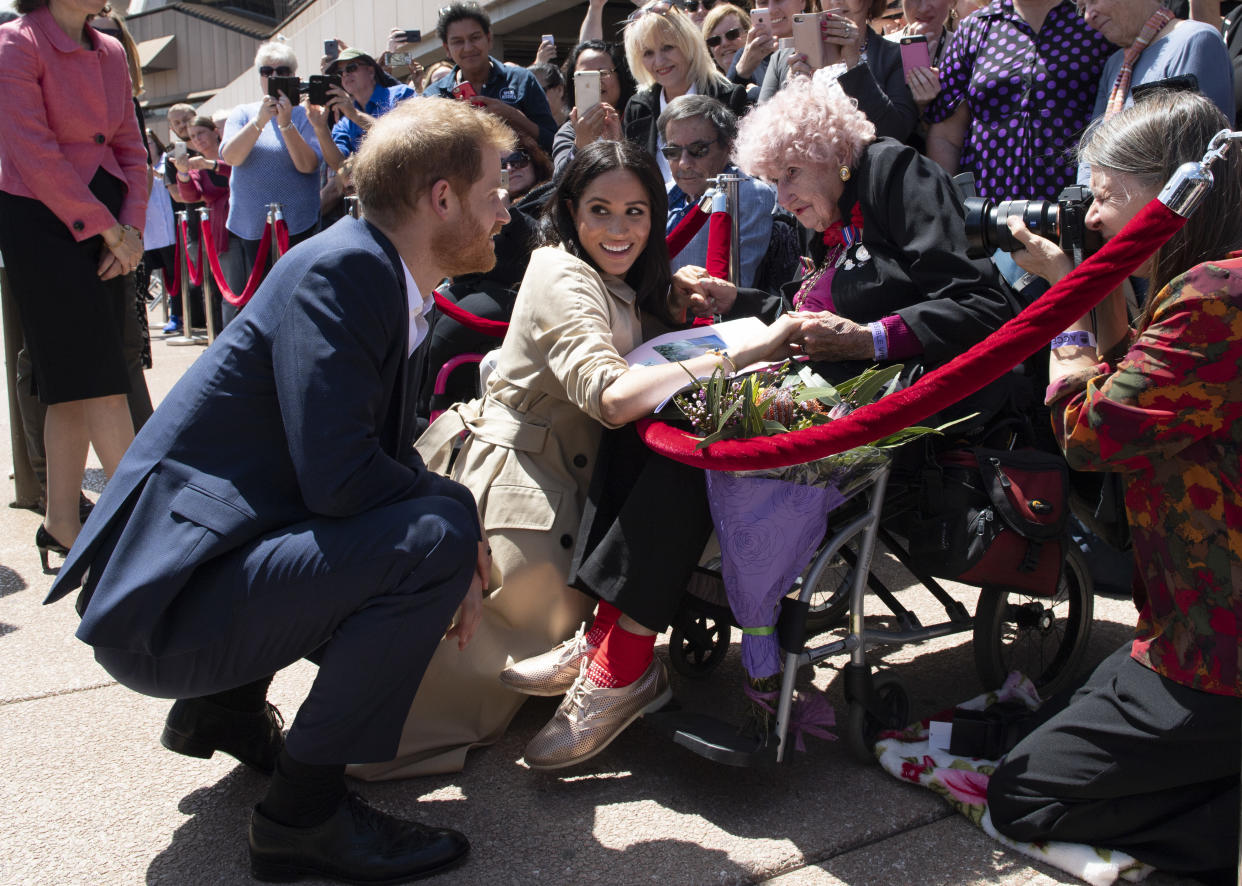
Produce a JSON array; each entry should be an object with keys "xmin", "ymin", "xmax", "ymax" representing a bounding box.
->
[{"xmin": 46, "ymin": 99, "xmax": 515, "ymax": 884}]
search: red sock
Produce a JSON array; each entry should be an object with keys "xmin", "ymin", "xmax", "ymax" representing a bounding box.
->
[
  {"xmin": 585, "ymin": 601, "xmax": 621, "ymax": 648},
  {"xmin": 587, "ymin": 622, "xmax": 655, "ymax": 688}
]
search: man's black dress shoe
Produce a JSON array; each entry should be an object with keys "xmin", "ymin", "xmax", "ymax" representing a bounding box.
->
[
  {"xmin": 249, "ymin": 792, "xmax": 470, "ymax": 884},
  {"xmin": 160, "ymin": 697, "xmax": 285, "ymax": 774}
]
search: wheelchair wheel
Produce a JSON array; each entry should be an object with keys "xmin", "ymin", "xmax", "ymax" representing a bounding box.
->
[
  {"xmin": 845, "ymin": 673, "xmax": 909, "ymax": 764},
  {"xmin": 799, "ymin": 545, "xmax": 856, "ymax": 634},
  {"xmin": 669, "ymin": 612, "xmax": 730, "ymax": 679},
  {"xmin": 972, "ymin": 545, "xmax": 1094, "ymax": 698}
]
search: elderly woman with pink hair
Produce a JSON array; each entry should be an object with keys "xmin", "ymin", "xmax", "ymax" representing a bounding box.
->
[
  {"xmin": 737, "ymin": 69, "xmax": 1016, "ymax": 367},
  {"xmin": 498, "ymin": 70, "xmax": 1017, "ymax": 774}
]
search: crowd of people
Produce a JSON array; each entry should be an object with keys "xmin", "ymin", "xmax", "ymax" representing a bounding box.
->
[{"xmin": 2, "ymin": 0, "xmax": 1240, "ymax": 883}]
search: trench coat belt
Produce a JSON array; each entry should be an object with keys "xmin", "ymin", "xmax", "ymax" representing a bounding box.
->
[{"xmin": 416, "ymin": 396, "xmax": 551, "ymax": 475}]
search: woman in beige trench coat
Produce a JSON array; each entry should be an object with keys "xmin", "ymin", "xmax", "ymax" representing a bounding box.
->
[{"xmin": 350, "ymin": 141, "xmax": 795, "ymax": 778}]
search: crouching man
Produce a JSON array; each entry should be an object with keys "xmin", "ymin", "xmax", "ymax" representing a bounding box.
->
[{"xmin": 46, "ymin": 98, "xmax": 515, "ymax": 884}]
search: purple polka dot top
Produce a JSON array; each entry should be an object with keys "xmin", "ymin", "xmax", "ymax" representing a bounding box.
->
[{"xmin": 927, "ymin": 0, "xmax": 1112, "ymax": 202}]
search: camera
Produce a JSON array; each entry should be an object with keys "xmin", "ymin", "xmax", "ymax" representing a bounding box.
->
[
  {"xmin": 267, "ymin": 75, "xmax": 304, "ymax": 101},
  {"xmin": 955, "ymin": 172, "xmax": 1101, "ymax": 261},
  {"xmin": 307, "ymin": 73, "xmax": 341, "ymax": 106}
]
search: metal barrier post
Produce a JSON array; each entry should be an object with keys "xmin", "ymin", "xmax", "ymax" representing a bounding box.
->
[
  {"xmin": 270, "ymin": 203, "xmax": 285, "ymax": 262},
  {"xmin": 198, "ymin": 207, "xmax": 217, "ymax": 344},
  {"xmin": 166, "ymin": 209, "xmax": 205, "ymax": 346},
  {"xmin": 345, "ymin": 195, "xmax": 360, "ymax": 219},
  {"xmin": 715, "ymin": 173, "xmax": 742, "ymax": 287}
]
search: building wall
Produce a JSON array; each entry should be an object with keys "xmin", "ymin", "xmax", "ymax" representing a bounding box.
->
[{"xmin": 127, "ymin": 9, "xmax": 262, "ymax": 109}]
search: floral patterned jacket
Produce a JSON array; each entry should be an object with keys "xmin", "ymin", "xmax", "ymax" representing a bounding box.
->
[{"xmin": 1046, "ymin": 256, "xmax": 1242, "ymax": 697}]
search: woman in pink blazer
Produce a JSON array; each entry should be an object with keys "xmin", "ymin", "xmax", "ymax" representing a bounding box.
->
[{"xmin": 0, "ymin": 0, "xmax": 149, "ymax": 569}]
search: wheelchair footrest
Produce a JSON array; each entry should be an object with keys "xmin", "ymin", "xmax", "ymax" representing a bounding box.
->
[{"xmin": 645, "ymin": 708, "xmax": 778, "ymax": 767}]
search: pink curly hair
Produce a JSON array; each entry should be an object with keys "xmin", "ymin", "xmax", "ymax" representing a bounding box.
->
[{"xmin": 733, "ymin": 72, "xmax": 876, "ymax": 182}]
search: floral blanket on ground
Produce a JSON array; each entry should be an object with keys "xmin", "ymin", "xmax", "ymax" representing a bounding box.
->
[{"xmin": 873, "ymin": 673, "xmax": 1153, "ymax": 886}]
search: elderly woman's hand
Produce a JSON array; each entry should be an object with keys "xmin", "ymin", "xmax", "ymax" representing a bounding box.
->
[
  {"xmin": 672, "ymin": 265, "xmax": 739, "ymax": 317},
  {"xmin": 1006, "ymin": 216, "xmax": 1074, "ymax": 285},
  {"xmin": 788, "ymin": 310, "xmax": 875, "ymax": 361}
]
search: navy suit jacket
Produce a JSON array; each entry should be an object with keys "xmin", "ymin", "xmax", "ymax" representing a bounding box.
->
[{"xmin": 46, "ymin": 216, "xmax": 480, "ymax": 656}]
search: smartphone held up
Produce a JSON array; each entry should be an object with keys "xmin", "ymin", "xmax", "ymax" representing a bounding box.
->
[{"xmin": 899, "ymin": 34, "xmax": 932, "ymax": 73}]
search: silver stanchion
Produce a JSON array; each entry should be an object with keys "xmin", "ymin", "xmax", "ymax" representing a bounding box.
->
[
  {"xmin": 345, "ymin": 195, "xmax": 360, "ymax": 219},
  {"xmin": 197, "ymin": 207, "xmax": 217, "ymax": 345},
  {"xmin": 166, "ymin": 209, "xmax": 205, "ymax": 346},
  {"xmin": 270, "ymin": 202, "xmax": 285, "ymax": 262},
  {"xmin": 713, "ymin": 173, "xmax": 742, "ymax": 287}
]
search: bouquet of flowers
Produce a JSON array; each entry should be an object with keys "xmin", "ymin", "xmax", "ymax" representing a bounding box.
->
[{"xmin": 674, "ymin": 362, "xmax": 953, "ymax": 742}]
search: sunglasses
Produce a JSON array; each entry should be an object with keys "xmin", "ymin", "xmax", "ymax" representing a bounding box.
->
[
  {"xmin": 258, "ymin": 65, "xmax": 294, "ymax": 77},
  {"xmin": 502, "ymin": 151, "xmax": 532, "ymax": 169},
  {"xmin": 330, "ymin": 62, "xmax": 366, "ymax": 75},
  {"xmin": 681, "ymin": 0, "xmax": 717, "ymax": 11},
  {"xmin": 659, "ymin": 139, "xmax": 717, "ymax": 160},
  {"xmin": 705, "ymin": 26, "xmax": 746, "ymax": 47},
  {"xmin": 625, "ymin": 2, "xmax": 677, "ymax": 25}
]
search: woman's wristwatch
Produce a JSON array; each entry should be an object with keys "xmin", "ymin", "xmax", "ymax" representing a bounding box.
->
[{"xmin": 122, "ymin": 224, "xmax": 143, "ymax": 243}]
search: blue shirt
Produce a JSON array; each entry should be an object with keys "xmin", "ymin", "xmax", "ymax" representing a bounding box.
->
[
  {"xmin": 332, "ymin": 82, "xmax": 419, "ymax": 157},
  {"xmin": 222, "ymin": 102, "xmax": 322, "ymax": 239},
  {"xmin": 426, "ymin": 57, "xmax": 558, "ymax": 152}
]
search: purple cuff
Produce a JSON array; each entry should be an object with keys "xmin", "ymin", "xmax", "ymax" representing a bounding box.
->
[{"xmin": 880, "ymin": 314, "xmax": 923, "ymax": 360}]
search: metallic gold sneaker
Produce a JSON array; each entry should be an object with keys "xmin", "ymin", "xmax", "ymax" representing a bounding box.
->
[
  {"xmin": 522, "ymin": 658, "xmax": 672, "ymax": 770},
  {"xmin": 499, "ymin": 626, "xmax": 597, "ymax": 697}
]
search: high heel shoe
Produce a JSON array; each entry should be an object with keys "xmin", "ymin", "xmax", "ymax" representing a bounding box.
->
[{"xmin": 35, "ymin": 525, "xmax": 70, "ymax": 574}]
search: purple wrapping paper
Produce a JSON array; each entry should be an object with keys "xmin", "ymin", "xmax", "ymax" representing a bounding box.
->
[{"xmin": 704, "ymin": 472, "xmax": 841, "ymax": 678}]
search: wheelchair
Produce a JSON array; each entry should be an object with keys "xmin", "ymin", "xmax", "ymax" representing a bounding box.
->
[{"xmin": 648, "ymin": 397, "xmax": 1096, "ymax": 767}]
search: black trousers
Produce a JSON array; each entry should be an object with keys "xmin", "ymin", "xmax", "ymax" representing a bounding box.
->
[
  {"xmin": 569, "ymin": 425, "xmax": 711, "ymax": 632},
  {"xmin": 988, "ymin": 643, "xmax": 1240, "ymax": 874},
  {"xmin": 94, "ymin": 497, "xmax": 476, "ymax": 765}
]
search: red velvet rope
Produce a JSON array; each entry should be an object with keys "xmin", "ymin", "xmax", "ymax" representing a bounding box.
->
[
  {"xmin": 432, "ymin": 291, "xmax": 510, "ymax": 337},
  {"xmin": 274, "ymin": 218, "xmax": 289, "ymax": 255},
  {"xmin": 667, "ymin": 204, "xmax": 710, "ymax": 259},
  {"xmin": 638, "ymin": 198, "xmax": 1188, "ymax": 471},
  {"xmin": 166, "ymin": 234, "xmax": 181, "ymax": 299},
  {"xmin": 706, "ymin": 210, "xmax": 732, "ymax": 279},
  {"xmin": 200, "ymin": 217, "xmax": 273, "ymax": 307},
  {"xmin": 176, "ymin": 218, "xmax": 204, "ymax": 288}
]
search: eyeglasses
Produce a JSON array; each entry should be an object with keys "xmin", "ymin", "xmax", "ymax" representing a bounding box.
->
[
  {"xmin": 258, "ymin": 65, "xmax": 294, "ymax": 77},
  {"xmin": 502, "ymin": 151, "xmax": 532, "ymax": 169},
  {"xmin": 580, "ymin": 66, "xmax": 618, "ymax": 79},
  {"xmin": 681, "ymin": 0, "xmax": 717, "ymax": 11},
  {"xmin": 625, "ymin": 2, "xmax": 677, "ymax": 25},
  {"xmin": 705, "ymin": 27, "xmax": 746, "ymax": 47},
  {"xmin": 331, "ymin": 62, "xmax": 365, "ymax": 74},
  {"xmin": 660, "ymin": 139, "xmax": 718, "ymax": 159}
]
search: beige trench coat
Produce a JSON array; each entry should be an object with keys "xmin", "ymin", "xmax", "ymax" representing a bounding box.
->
[{"xmin": 349, "ymin": 245, "xmax": 647, "ymax": 779}]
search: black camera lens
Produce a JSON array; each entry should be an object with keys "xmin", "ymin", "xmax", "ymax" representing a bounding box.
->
[{"xmin": 962, "ymin": 197, "xmax": 1061, "ymax": 257}]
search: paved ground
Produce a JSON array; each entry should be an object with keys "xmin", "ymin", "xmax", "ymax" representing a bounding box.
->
[{"xmin": 0, "ymin": 310, "xmax": 1199, "ymax": 885}]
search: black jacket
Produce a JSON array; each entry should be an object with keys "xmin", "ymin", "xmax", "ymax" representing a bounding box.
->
[
  {"xmin": 740, "ymin": 138, "xmax": 1017, "ymax": 368},
  {"xmin": 622, "ymin": 80, "xmax": 751, "ymax": 159}
]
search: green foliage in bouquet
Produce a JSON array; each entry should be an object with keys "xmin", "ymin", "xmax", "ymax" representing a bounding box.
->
[{"xmin": 674, "ymin": 361, "xmax": 958, "ymax": 451}]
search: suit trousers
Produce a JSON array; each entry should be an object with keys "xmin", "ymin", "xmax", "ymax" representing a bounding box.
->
[
  {"xmin": 987, "ymin": 643, "xmax": 1240, "ymax": 874},
  {"xmin": 94, "ymin": 496, "xmax": 476, "ymax": 765}
]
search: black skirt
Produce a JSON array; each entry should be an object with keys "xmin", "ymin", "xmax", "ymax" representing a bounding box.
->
[{"xmin": 0, "ymin": 169, "xmax": 129, "ymax": 405}]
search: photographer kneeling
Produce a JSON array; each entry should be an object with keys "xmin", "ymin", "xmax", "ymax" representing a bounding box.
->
[{"xmin": 988, "ymin": 90, "xmax": 1242, "ymax": 881}]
